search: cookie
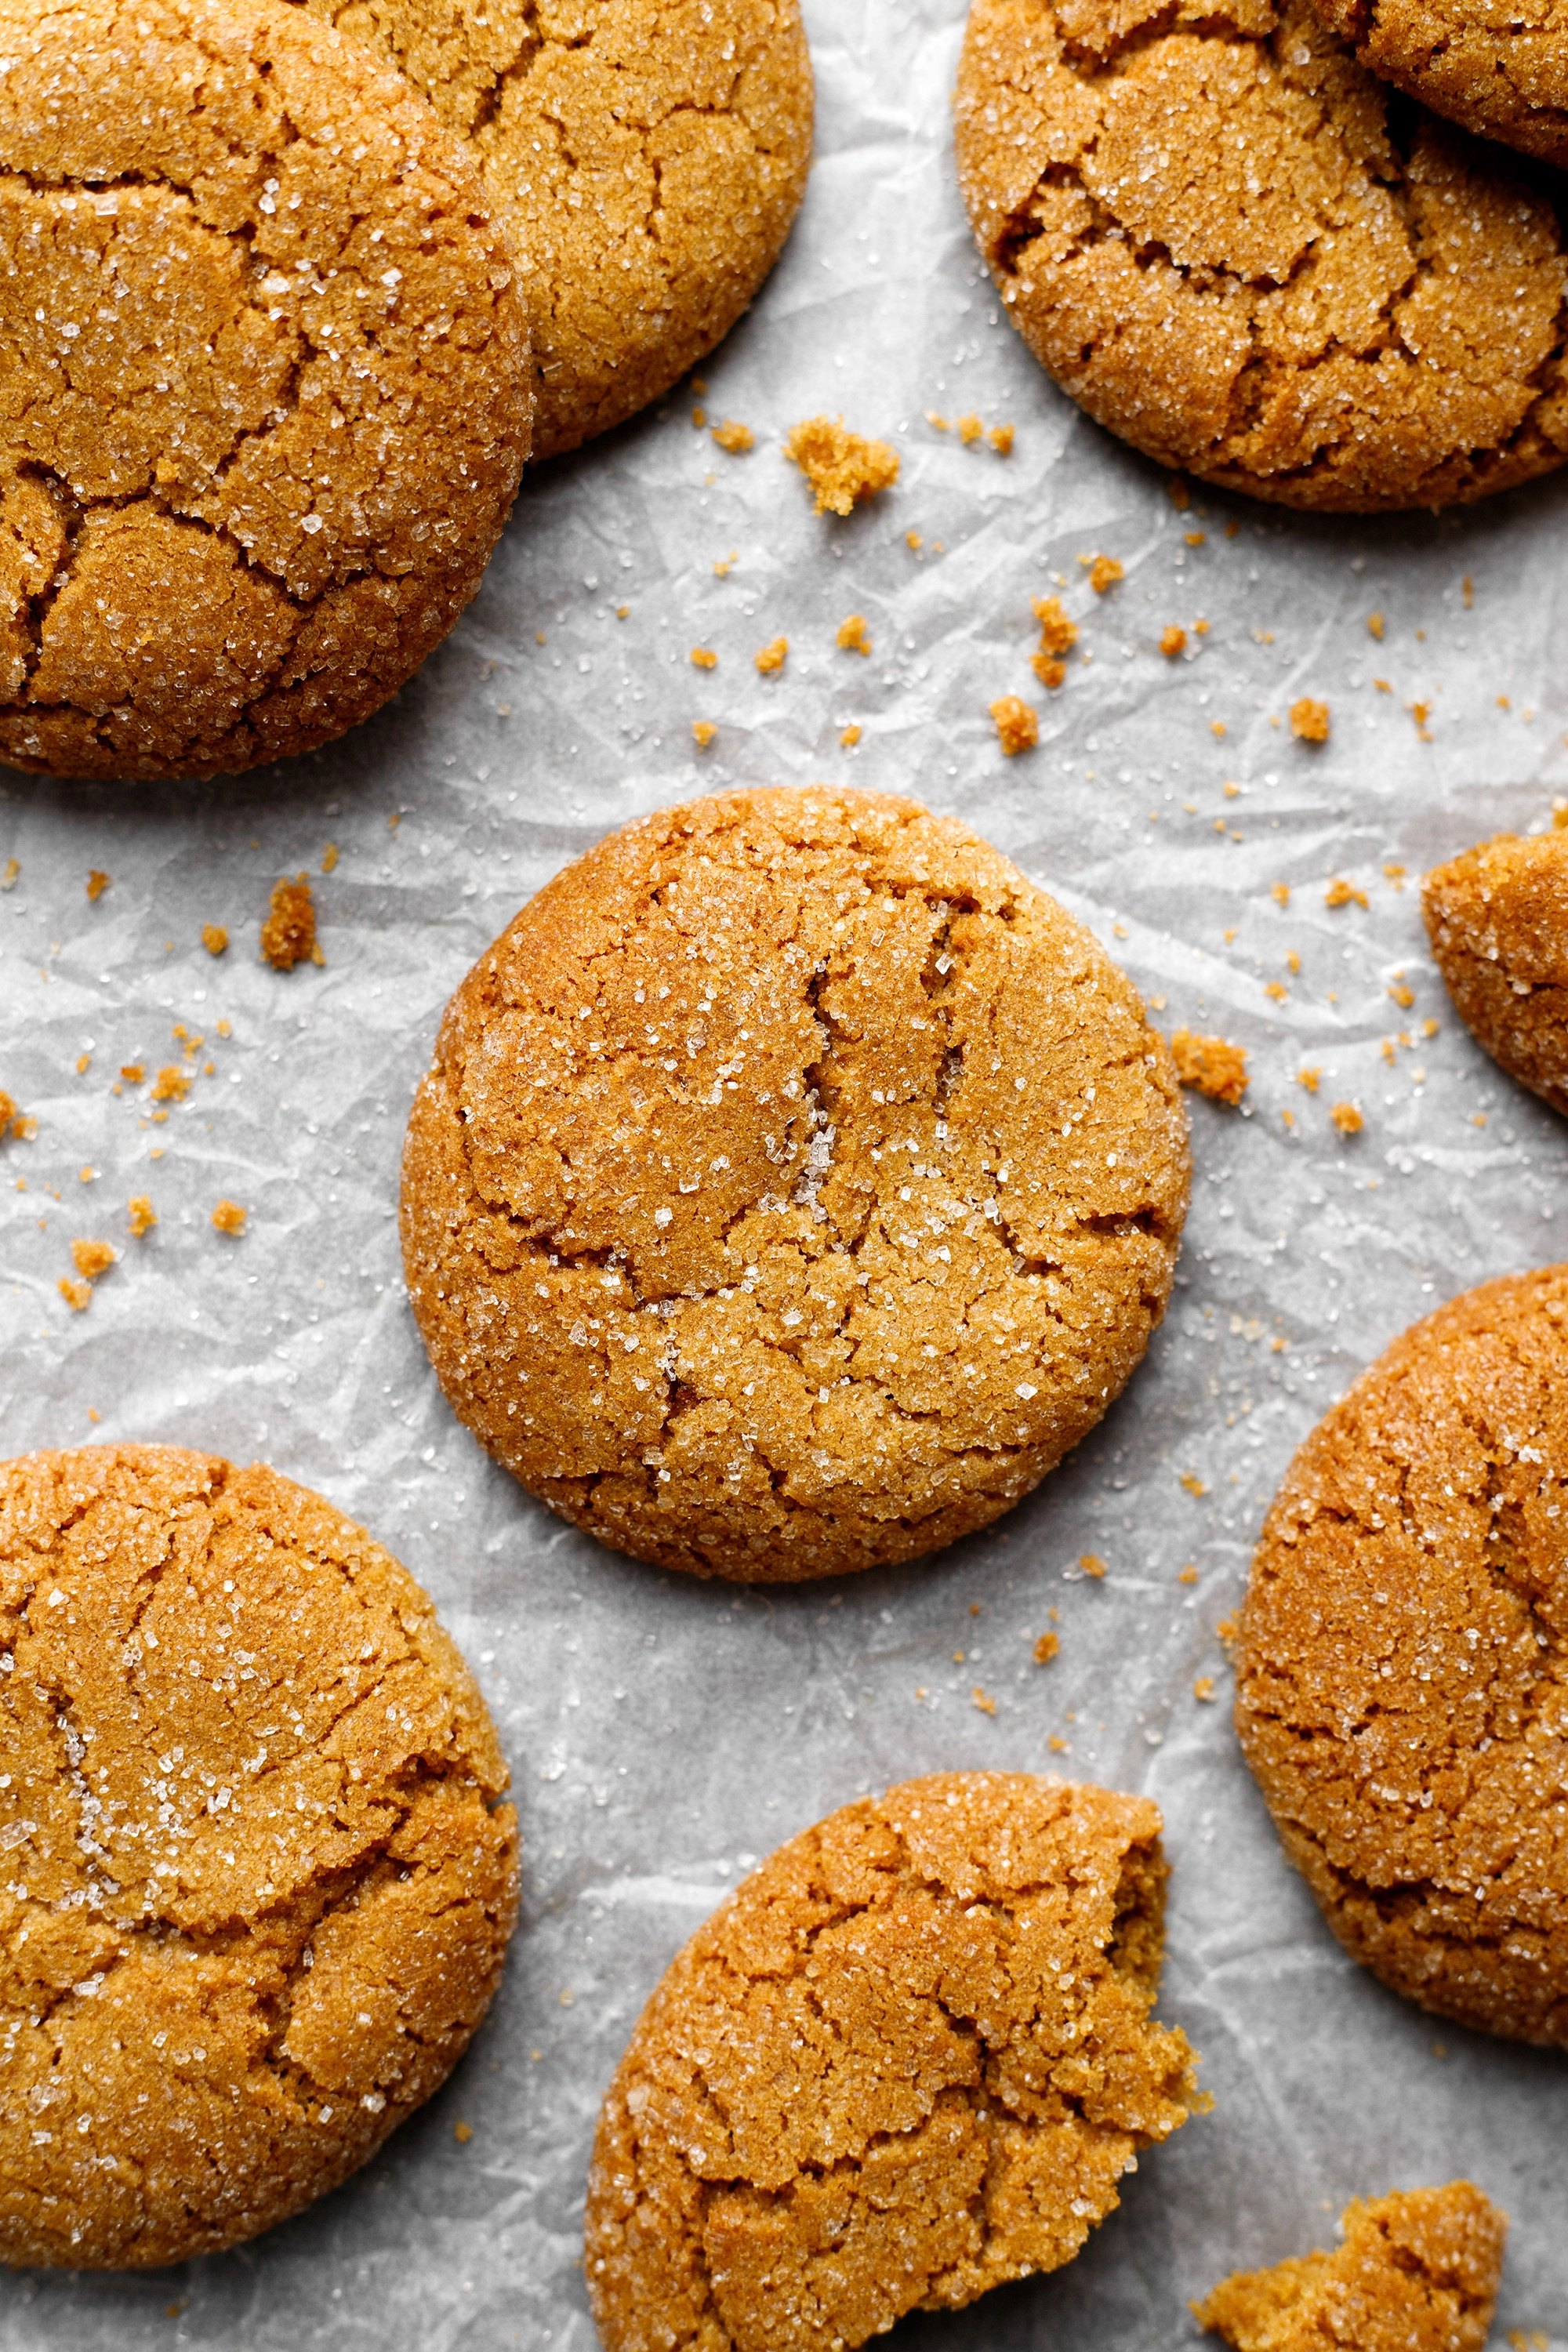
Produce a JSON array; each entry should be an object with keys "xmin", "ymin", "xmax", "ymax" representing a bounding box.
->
[
  {"xmin": 1423, "ymin": 829, "xmax": 1568, "ymax": 1116},
  {"xmin": 954, "ymin": 0, "xmax": 1568, "ymax": 510},
  {"xmin": 291, "ymin": 0, "xmax": 814, "ymax": 462},
  {"xmin": 0, "ymin": 1445, "xmax": 519, "ymax": 2267},
  {"xmin": 1305, "ymin": 0, "xmax": 1568, "ymax": 169},
  {"xmin": 401, "ymin": 786, "xmax": 1189, "ymax": 1584},
  {"xmin": 585, "ymin": 1773, "xmax": 1199, "ymax": 2350},
  {"xmin": 1195, "ymin": 2183, "xmax": 1508, "ymax": 2352},
  {"xmin": 0, "ymin": 0, "xmax": 531, "ymax": 785},
  {"xmin": 1236, "ymin": 1269, "xmax": 1568, "ymax": 2045}
]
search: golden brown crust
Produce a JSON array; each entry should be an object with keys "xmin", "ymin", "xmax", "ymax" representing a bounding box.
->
[
  {"xmin": 953, "ymin": 0, "xmax": 1568, "ymax": 512},
  {"xmin": 1195, "ymin": 2183, "xmax": 1508, "ymax": 2351},
  {"xmin": 585, "ymin": 1773, "xmax": 1200, "ymax": 2352},
  {"xmin": 0, "ymin": 1445, "xmax": 520, "ymax": 2267},
  {"xmin": 292, "ymin": 0, "xmax": 814, "ymax": 462},
  {"xmin": 1423, "ymin": 829, "xmax": 1568, "ymax": 1116},
  {"xmin": 1237, "ymin": 1271, "xmax": 1568, "ymax": 2045},
  {"xmin": 400, "ymin": 786, "xmax": 1189, "ymax": 1583},
  {"xmin": 0, "ymin": 0, "xmax": 531, "ymax": 783},
  {"xmin": 1308, "ymin": 0, "xmax": 1568, "ymax": 167}
]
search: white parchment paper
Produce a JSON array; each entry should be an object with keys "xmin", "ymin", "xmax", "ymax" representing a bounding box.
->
[{"xmin": 2, "ymin": 2, "xmax": 1567, "ymax": 2343}]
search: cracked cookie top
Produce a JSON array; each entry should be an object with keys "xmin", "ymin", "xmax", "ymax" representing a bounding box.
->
[
  {"xmin": 585, "ymin": 1772, "xmax": 1200, "ymax": 2352},
  {"xmin": 1195, "ymin": 2182, "xmax": 1508, "ymax": 2352},
  {"xmin": 0, "ymin": 0, "xmax": 532, "ymax": 783},
  {"xmin": 1304, "ymin": 0, "xmax": 1568, "ymax": 170},
  {"xmin": 400, "ymin": 786, "xmax": 1189, "ymax": 1583},
  {"xmin": 289, "ymin": 0, "xmax": 814, "ymax": 461},
  {"xmin": 1424, "ymin": 829, "xmax": 1568, "ymax": 1118},
  {"xmin": 1237, "ymin": 1270, "xmax": 1568, "ymax": 2046},
  {"xmin": 0, "ymin": 1444, "xmax": 519, "ymax": 2267},
  {"xmin": 955, "ymin": 0, "xmax": 1568, "ymax": 510}
]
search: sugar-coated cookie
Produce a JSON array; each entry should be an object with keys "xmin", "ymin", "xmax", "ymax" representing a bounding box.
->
[
  {"xmin": 1424, "ymin": 829, "xmax": 1568, "ymax": 1115},
  {"xmin": 586, "ymin": 1773, "xmax": 1199, "ymax": 2350},
  {"xmin": 0, "ymin": 0, "xmax": 531, "ymax": 782},
  {"xmin": 292, "ymin": 0, "xmax": 814, "ymax": 460},
  {"xmin": 1196, "ymin": 2183, "xmax": 1508, "ymax": 2351},
  {"xmin": 0, "ymin": 1446, "xmax": 519, "ymax": 2267},
  {"xmin": 1237, "ymin": 1270, "xmax": 1568, "ymax": 2045},
  {"xmin": 1305, "ymin": 0, "xmax": 1568, "ymax": 169},
  {"xmin": 955, "ymin": 0, "xmax": 1568, "ymax": 510},
  {"xmin": 401, "ymin": 786, "xmax": 1189, "ymax": 1583}
]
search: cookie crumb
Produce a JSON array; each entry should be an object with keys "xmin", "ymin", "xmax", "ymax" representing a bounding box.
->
[
  {"xmin": 261, "ymin": 876, "xmax": 321, "ymax": 971},
  {"xmin": 690, "ymin": 647, "xmax": 718, "ymax": 670},
  {"xmin": 1160, "ymin": 626, "xmax": 1187, "ymax": 659},
  {"xmin": 1193, "ymin": 1677, "xmax": 1217, "ymax": 1703},
  {"xmin": 840, "ymin": 724, "xmax": 862, "ymax": 749},
  {"xmin": 1167, "ymin": 476, "xmax": 1190, "ymax": 509},
  {"xmin": 1180, "ymin": 1473, "xmax": 1208, "ymax": 1497},
  {"xmin": 1463, "ymin": 575, "xmax": 1475, "ymax": 609},
  {"xmin": 1033, "ymin": 594, "xmax": 1077, "ymax": 659},
  {"xmin": 1270, "ymin": 881, "xmax": 1290, "ymax": 907},
  {"xmin": 1389, "ymin": 982, "xmax": 1415, "ymax": 1008},
  {"xmin": 837, "ymin": 614, "xmax": 872, "ymax": 655},
  {"xmin": 1080, "ymin": 554, "xmax": 1123, "ymax": 593},
  {"xmin": 1297, "ymin": 1067, "xmax": 1322, "ymax": 1092},
  {"xmin": 321, "ymin": 844, "xmax": 339, "ymax": 874},
  {"xmin": 1290, "ymin": 697, "xmax": 1330, "ymax": 743},
  {"xmin": 754, "ymin": 637, "xmax": 788, "ymax": 674},
  {"xmin": 1367, "ymin": 612, "xmax": 1385, "ymax": 640},
  {"xmin": 990, "ymin": 696, "xmax": 1038, "ymax": 755},
  {"xmin": 128, "ymin": 1196, "xmax": 157, "ymax": 1238},
  {"xmin": 201, "ymin": 924, "xmax": 228, "ymax": 956},
  {"xmin": 1330, "ymin": 1102, "xmax": 1363, "ymax": 1134},
  {"xmin": 71, "ymin": 1239, "xmax": 114, "ymax": 1280},
  {"xmin": 712, "ymin": 420, "xmax": 753, "ymax": 454},
  {"xmin": 1034, "ymin": 1632, "xmax": 1061, "ymax": 1664},
  {"xmin": 85, "ymin": 869, "xmax": 111, "ymax": 904},
  {"xmin": 971, "ymin": 1685, "xmax": 996, "ymax": 1715},
  {"xmin": 1384, "ymin": 862, "xmax": 1406, "ymax": 887},
  {"xmin": 1079, "ymin": 1552, "xmax": 1107, "ymax": 1579},
  {"xmin": 958, "ymin": 413, "xmax": 984, "ymax": 445},
  {"xmin": 1171, "ymin": 1030, "xmax": 1248, "ymax": 1105},
  {"xmin": 989, "ymin": 423, "xmax": 1014, "ymax": 455},
  {"xmin": 453, "ymin": 2121, "xmax": 474, "ymax": 2145},
  {"xmin": 1178, "ymin": 1565, "xmax": 1199, "ymax": 1584},
  {"xmin": 785, "ymin": 416, "xmax": 899, "ymax": 515},
  {"xmin": 58, "ymin": 1276, "xmax": 92, "ymax": 1313},
  {"xmin": 0, "ymin": 858, "xmax": 17, "ymax": 890},
  {"xmin": 1325, "ymin": 877, "xmax": 1368, "ymax": 909},
  {"xmin": 692, "ymin": 721, "xmax": 718, "ymax": 750},
  {"xmin": 212, "ymin": 1200, "xmax": 248, "ymax": 1235},
  {"xmin": 906, "ymin": 531, "xmax": 924, "ymax": 551},
  {"xmin": 151, "ymin": 1066, "xmax": 189, "ymax": 1105}
]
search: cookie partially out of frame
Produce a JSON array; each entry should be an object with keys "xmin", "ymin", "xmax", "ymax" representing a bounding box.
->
[
  {"xmin": 1237, "ymin": 1270, "xmax": 1568, "ymax": 2045},
  {"xmin": 1424, "ymin": 828, "xmax": 1568, "ymax": 1115},
  {"xmin": 954, "ymin": 0, "xmax": 1568, "ymax": 511},
  {"xmin": 1305, "ymin": 0, "xmax": 1568, "ymax": 170},
  {"xmin": 401, "ymin": 786, "xmax": 1189, "ymax": 1583},
  {"xmin": 1195, "ymin": 2183, "xmax": 1508, "ymax": 2352},
  {"xmin": 586, "ymin": 1774, "xmax": 1200, "ymax": 2351},
  {"xmin": 0, "ymin": 0, "xmax": 531, "ymax": 782},
  {"xmin": 292, "ymin": 0, "xmax": 814, "ymax": 461},
  {"xmin": 0, "ymin": 1446, "xmax": 519, "ymax": 2268}
]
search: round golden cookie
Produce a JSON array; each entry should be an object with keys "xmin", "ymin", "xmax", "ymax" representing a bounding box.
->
[
  {"xmin": 289, "ymin": 0, "xmax": 814, "ymax": 462},
  {"xmin": 0, "ymin": 1445, "xmax": 520, "ymax": 2268},
  {"xmin": 954, "ymin": 0, "xmax": 1568, "ymax": 511},
  {"xmin": 585, "ymin": 1773, "xmax": 1199, "ymax": 2350},
  {"xmin": 400, "ymin": 786, "xmax": 1189, "ymax": 1584},
  {"xmin": 1305, "ymin": 0, "xmax": 1568, "ymax": 169},
  {"xmin": 1423, "ymin": 829, "xmax": 1568, "ymax": 1116},
  {"xmin": 1236, "ymin": 1270, "xmax": 1568, "ymax": 2046},
  {"xmin": 0, "ymin": 0, "xmax": 532, "ymax": 784}
]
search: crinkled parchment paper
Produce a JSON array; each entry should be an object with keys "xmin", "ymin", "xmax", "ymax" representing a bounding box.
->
[{"xmin": 2, "ymin": 2, "xmax": 1566, "ymax": 2344}]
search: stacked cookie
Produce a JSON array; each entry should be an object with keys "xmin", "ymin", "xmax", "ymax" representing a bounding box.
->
[
  {"xmin": 954, "ymin": 0, "xmax": 1568, "ymax": 509},
  {"xmin": 0, "ymin": 0, "xmax": 812, "ymax": 782}
]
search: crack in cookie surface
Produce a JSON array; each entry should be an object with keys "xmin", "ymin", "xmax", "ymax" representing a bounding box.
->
[
  {"xmin": 400, "ymin": 787, "xmax": 1190, "ymax": 1582},
  {"xmin": 0, "ymin": 0, "xmax": 531, "ymax": 782}
]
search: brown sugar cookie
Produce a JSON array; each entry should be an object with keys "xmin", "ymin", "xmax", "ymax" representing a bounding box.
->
[
  {"xmin": 401, "ymin": 786, "xmax": 1189, "ymax": 1584},
  {"xmin": 0, "ymin": 0, "xmax": 531, "ymax": 785},
  {"xmin": 0, "ymin": 1445, "xmax": 519, "ymax": 2267},
  {"xmin": 1236, "ymin": 1269, "xmax": 1568, "ymax": 2045},
  {"xmin": 954, "ymin": 0, "xmax": 1568, "ymax": 511},
  {"xmin": 1305, "ymin": 0, "xmax": 1568, "ymax": 169},
  {"xmin": 585, "ymin": 1773, "xmax": 1200, "ymax": 2350},
  {"xmin": 289, "ymin": 0, "xmax": 814, "ymax": 462},
  {"xmin": 1423, "ymin": 829, "xmax": 1568, "ymax": 1115},
  {"xmin": 1195, "ymin": 2183, "xmax": 1508, "ymax": 2352}
]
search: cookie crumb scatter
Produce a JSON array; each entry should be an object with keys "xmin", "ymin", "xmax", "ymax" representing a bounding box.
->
[
  {"xmin": 712, "ymin": 420, "xmax": 754, "ymax": 454},
  {"xmin": 127, "ymin": 1196, "xmax": 157, "ymax": 1238},
  {"xmin": 212, "ymin": 1200, "xmax": 248, "ymax": 1236},
  {"xmin": 86, "ymin": 870, "xmax": 111, "ymax": 902},
  {"xmin": 785, "ymin": 416, "xmax": 900, "ymax": 514},
  {"xmin": 1180, "ymin": 1473, "xmax": 1208, "ymax": 1497},
  {"xmin": 1171, "ymin": 1031, "xmax": 1248, "ymax": 1105},
  {"xmin": 1384, "ymin": 863, "xmax": 1406, "ymax": 888},
  {"xmin": 837, "ymin": 614, "xmax": 872, "ymax": 655},
  {"xmin": 692, "ymin": 721, "xmax": 718, "ymax": 750},
  {"xmin": 1032, "ymin": 593, "xmax": 1077, "ymax": 696},
  {"xmin": 1, "ymin": 1091, "xmax": 34, "ymax": 1140},
  {"xmin": 1331, "ymin": 1102, "xmax": 1363, "ymax": 1134},
  {"xmin": 690, "ymin": 647, "xmax": 718, "ymax": 670},
  {"xmin": 754, "ymin": 637, "xmax": 788, "ymax": 674},
  {"xmin": 990, "ymin": 695, "xmax": 1038, "ymax": 753},
  {"xmin": 971, "ymin": 1684, "xmax": 997, "ymax": 1714},
  {"xmin": 71, "ymin": 1240, "xmax": 114, "ymax": 1281},
  {"xmin": 1409, "ymin": 700, "xmax": 1433, "ymax": 740},
  {"xmin": 201, "ymin": 924, "xmax": 228, "ymax": 956},
  {"xmin": 1367, "ymin": 612, "xmax": 1386, "ymax": 640},
  {"xmin": 1325, "ymin": 878, "xmax": 1368, "ymax": 909},
  {"xmin": 1290, "ymin": 699, "xmax": 1331, "ymax": 743},
  {"xmin": 1193, "ymin": 1678, "xmax": 1216, "ymax": 1703},
  {"xmin": 261, "ymin": 877, "xmax": 321, "ymax": 971},
  {"xmin": 1034, "ymin": 1631, "xmax": 1061, "ymax": 1664},
  {"xmin": 1160, "ymin": 626, "xmax": 1187, "ymax": 659},
  {"xmin": 58, "ymin": 1277, "xmax": 92, "ymax": 1314},
  {"xmin": 151, "ymin": 1067, "xmax": 190, "ymax": 1105},
  {"xmin": 840, "ymin": 724, "xmax": 862, "ymax": 749},
  {"xmin": 1082, "ymin": 554, "xmax": 1123, "ymax": 593}
]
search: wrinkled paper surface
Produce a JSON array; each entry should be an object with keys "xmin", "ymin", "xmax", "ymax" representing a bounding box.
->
[{"xmin": 2, "ymin": 2, "xmax": 1567, "ymax": 2343}]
